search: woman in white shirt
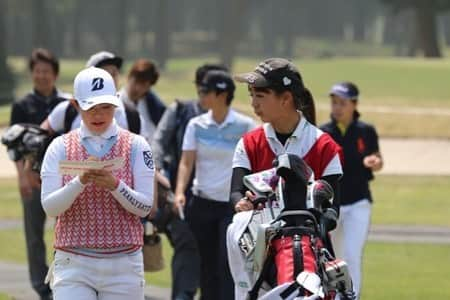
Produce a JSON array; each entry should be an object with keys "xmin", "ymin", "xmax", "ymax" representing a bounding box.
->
[
  {"xmin": 40, "ymin": 67, "xmax": 154, "ymax": 300},
  {"xmin": 174, "ymin": 70, "xmax": 255, "ymax": 300}
]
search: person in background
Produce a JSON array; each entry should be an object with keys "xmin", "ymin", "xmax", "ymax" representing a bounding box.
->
[
  {"xmin": 41, "ymin": 51, "xmax": 146, "ymax": 137},
  {"xmin": 174, "ymin": 70, "xmax": 256, "ymax": 300},
  {"xmin": 151, "ymin": 63, "xmax": 229, "ymax": 300},
  {"xmin": 118, "ymin": 58, "xmax": 166, "ymax": 141},
  {"xmin": 9, "ymin": 48, "xmax": 68, "ymax": 300},
  {"xmin": 40, "ymin": 67, "xmax": 154, "ymax": 300},
  {"xmin": 228, "ymin": 58, "xmax": 343, "ymax": 299},
  {"xmin": 320, "ymin": 82, "xmax": 383, "ymax": 299},
  {"xmin": 85, "ymin": 51, "xmax": 122, "ymax": 88}
]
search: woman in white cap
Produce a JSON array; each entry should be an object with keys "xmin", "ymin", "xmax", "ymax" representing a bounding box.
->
[
  {"xmin": 40, "ymin": 51, "xmax": 147, "ymax": 139},
  {"xmin": 320, "ymin": 82, "xmax": 383, "ymax": 299},
  {"xmin": 40, "ymin": 67, "xmax": 155, "ymax": 300}
]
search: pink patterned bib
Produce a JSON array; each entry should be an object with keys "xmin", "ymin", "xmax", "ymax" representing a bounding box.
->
[{"xmin": 54, "ymin": 129, "xmax": 143, "ymax": 249}]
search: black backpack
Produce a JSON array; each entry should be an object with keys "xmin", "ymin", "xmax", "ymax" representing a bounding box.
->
[
  {"xmin": 63, "ymin": 102, "xmax": 141, "ymax": 134},
  {"xmin": 165, "ymin": 100, "xmax": 204, "ymax": 188}
]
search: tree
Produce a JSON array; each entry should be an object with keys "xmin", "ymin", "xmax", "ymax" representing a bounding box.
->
[
  {"xmin": 32, "ymin": 0, "xmax": 51, "ymax": 49},
  {"xmin": 154, "ymin": 0, "xmax": 170, "ymax": 69},
  {"xmin": 115, "ymin": 0, "xmax": 128, "ymax": 57},
  {"xmin": 381, "ymin": 0, "xmax": 450, "ymax": 57},
  {"xmin": 0, "ymin": 0, "xmax": 15, "ymax": 105},
  {"xmin": 216, "ymin": 0, "xmax": 250, "ymax": 68}
]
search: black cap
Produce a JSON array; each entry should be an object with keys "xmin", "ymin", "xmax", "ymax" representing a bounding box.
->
[
  {"xmin": 234, "ymin": 58, "xmax": 304, "ymax": 91},
  {"xmin": 198, "ymin": 70, "xmax": 235, "ymax": 94},
  {"xmin": 329, "ymin": 82, "xmax": 359, "ymax": 101}
]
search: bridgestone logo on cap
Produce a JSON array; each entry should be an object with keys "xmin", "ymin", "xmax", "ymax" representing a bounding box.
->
[{"xmin": 91, "ymin": 77, "xmax": 105, "ymax": 91}]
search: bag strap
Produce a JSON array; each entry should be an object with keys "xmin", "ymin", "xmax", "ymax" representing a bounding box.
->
[
  {"xmin": 247, "ymin": 251, "xmax": 274, "ymax": 300},
  {"xmin": 63, "ymin": 104, "xmax": 78, "ymax": 133},
  {"xmin": 124, "ymin": 102, "xmax": 141, "ymax": 134},
  {"xmin": 279, "ymin": 281, "xmax": 302, "ymax": 299},
  {"xmin": 293, "ymin": 234, "xmax": 303, "ymax": 278}
]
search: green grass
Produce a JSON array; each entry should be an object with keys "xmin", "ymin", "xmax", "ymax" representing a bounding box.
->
[
  {"xmin": 371, "ymin": 175, "xmax": 450, "ymax": 226},
  {"xmin": 0, "ymin": 294, "xmax": 11, "ymax": 300},
  {"xmin": 0, "ymin": 228, "xmax": 54, "ymax": 263},
  {"xmin": 0, "ymin": 225, "xmax": 448, "ymax": 299},
  {"xmin": 4, "ymin": 56, "xmax": 450, "ymax": 137},
  {"xmin": 1, "ymin": 175, "xmax": 449, "ymax": 226},
  {"xmin": 0, "ymin": 178, "xmax": 22, "ymax": 219},
  {"xmin": 0, "ymin": 226, "xmax": 174, "ymax": 288},
  {"xmin": 363, "ymin": 242, "xmax": 450, "ymax": 299},
  {"xmin": 7, "ymin": 56, "xmax": 450, "ymax": 108}
]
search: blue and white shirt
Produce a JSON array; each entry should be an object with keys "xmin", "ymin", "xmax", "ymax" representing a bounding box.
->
[{"xmin": 183, "ymin": 109, "xmax": 256, "ymax": 202}]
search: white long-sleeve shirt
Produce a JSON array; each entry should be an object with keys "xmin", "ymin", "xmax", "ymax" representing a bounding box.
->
[{"xmin": 41, "ymin": 120, "xmax": 154, "ymax": 218}]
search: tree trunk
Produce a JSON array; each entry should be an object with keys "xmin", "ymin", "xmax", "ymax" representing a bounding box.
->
[
  {"xmin": 115, "ymin": 0, "xmax": 128, "ymax": 57},
  {"xmin": 71, "ymin": 0, "xmax": 82, "ymax": 56},
  {"xmin": 32, "ymin": 0, "xmax": 51, "ymax": 49},
  {"xmin": 154, "ymin": 0, "xmax": 170, "ymax": 69},
  {"xmin": 352, "ymin": 0, "xmax": 366, "ymax": 42},
  {"xmin": 261, "ymin": 1, "xmax": 276, "ymax": 56},
  {"xmin": 217, "ymin": 0, "xmax": 249, "ymax": 68},
  {"xmin": 414, "ymin": 2, "xmax": 442, "ymax": 57},
  {"xmin": 0, "ymin": 0, "xmax": 15, "ymax": 105}
]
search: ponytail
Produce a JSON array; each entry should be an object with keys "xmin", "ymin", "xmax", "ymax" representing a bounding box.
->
[
  {"xmin": 294, "ymin": 87, "xmax": 316, "ymax": 125},
  {"xmin": 262, "ymin": 84, "xmax": 317, "ymax": 125}
]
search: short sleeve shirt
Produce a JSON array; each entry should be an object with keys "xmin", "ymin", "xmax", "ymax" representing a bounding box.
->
[{"xmin": 182, "ymin": 109, "xmax": 256, "ymax": 202}]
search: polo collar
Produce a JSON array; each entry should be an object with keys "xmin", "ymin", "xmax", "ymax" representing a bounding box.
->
[
  {"xmin": 80, "ymin": 119, "xmax": 118, "ymax": 140},
  {"xmin": 264, "ymin": 111, "xmax": 306, "ymax": 140},
  {"xmin": 205, "ymin": 108, "xmax": 236, "ymax": 127}
]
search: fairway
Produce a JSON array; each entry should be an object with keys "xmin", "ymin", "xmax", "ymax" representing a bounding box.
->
[
  {"xmin": 8, "ymin": 56, "xmax": 450, "ymax": 108},
  {"xmin": 1, "ymin": 175, "xmax": 449, "ymax": 225},
  {"xmin": 362, "ymin": 242, "xmax": 450, "ymax": 299},
  {"xmin": 4, "ymin": 56, "xmax": 450, "ymax": 138},
  {"xmin": 371, "ymin": 175, "xmax": 450, "ymax": 226},
  {"xmin": 0, "ymin": 227, "xmax": 448, "ymax": 300},
  {"xmin": 0, "ymin": 175, "xmax": 448, "ymax": 298}
]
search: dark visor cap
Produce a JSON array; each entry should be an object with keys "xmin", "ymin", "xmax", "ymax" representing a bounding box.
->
[
  {"xmin": 198, "ymin": 70, "xmax": 235, "ymax": 94},
  {"xmin": 234, "ymin": 58, "xmax": 304, "ymax": 90}
]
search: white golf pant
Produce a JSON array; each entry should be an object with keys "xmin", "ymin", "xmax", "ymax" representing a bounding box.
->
[
  {"xmin": 331, "ymin": 199, "xmax": 371, "ymax": 299},
  {"xmin": 50, "ymin": 250, "xmax": 145, "ymax": 300}
]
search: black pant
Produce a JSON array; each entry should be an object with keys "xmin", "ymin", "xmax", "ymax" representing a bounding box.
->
[
  {"xmin": 165, "ymin": 217, "xmax": 201, "ymax": 300},
  {"xmin": 186, "ymin": 196, "xmax": 234, "ymax": 300},
  {"xmin": 22, "ymin": 188, "xmax": 52, "ymax": 298}
]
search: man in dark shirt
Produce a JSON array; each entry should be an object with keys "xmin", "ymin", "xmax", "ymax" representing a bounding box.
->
[
  {"xmin": 320, "ymin": 82, "xmax": 382, "ymax": 299},
  {"xmin": 9, "ymin": 48, "xmax": 68, "ymax": 300}
]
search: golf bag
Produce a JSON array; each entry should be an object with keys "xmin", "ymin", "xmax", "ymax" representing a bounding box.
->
[
  {"xmin": 1, "ymin": 123, "xmax": 52, "ymax": 172},
  {"xmin": 230, "ymin": 153, "xmax": 355, "ymax": 300}
]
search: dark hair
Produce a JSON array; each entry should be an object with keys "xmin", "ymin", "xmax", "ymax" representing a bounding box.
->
[
  {"xmin": 28, "ymin": 48, "xmax": 59, "ymax": 75},
  {"xmin": 253, "ymin": 85, "xmax": 316, "ymax": 125},
  {"xmin": 350, "ymin": 99, "xmax": 361, "ymax": 120},
  {"xmin": 128, "ymin": 59, "xmax": 159, "ymax": 85},
  {"xmin": 195, "ymin": 63, "xmax": 229, "ymax": 85}
]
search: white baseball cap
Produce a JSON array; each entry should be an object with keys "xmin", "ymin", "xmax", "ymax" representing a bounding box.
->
[{"xmin": 73, "ymin": 67, "xmax": 120, "ymax": 111}]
